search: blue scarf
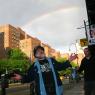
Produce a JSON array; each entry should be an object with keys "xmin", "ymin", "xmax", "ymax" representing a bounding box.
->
[{"xmin": 34, "ymin": 57, "xmax": 63, "ymax": 95}]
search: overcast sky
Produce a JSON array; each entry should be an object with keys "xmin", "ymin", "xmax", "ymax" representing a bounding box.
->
[{"xmin": 0, "ymin": 0, "xmax": 88, "ymax": 53}]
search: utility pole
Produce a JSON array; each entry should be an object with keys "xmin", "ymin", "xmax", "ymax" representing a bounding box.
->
[
  {"xmin": 77, "ymin": 20, "xmax": 89, "ymax": 39},
  {"xmin": 84, "ymin": 20, "xmax": 89, "ymax": 40}
]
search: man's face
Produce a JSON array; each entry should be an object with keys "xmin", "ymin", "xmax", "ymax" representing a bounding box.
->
[
  {"xmin": 35, "ymin": 49, "xmax": 45, "ymax": 59},
  {"xmin": 84, "ymin": 48, "xmax": 90, "ymax": 57}
]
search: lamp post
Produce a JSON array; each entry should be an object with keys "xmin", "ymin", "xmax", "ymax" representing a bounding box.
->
[{"xmin": 77, "ymin": 20, "xmax": 89, "ymax": 39}]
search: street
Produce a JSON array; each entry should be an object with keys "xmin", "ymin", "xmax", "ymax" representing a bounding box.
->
[
  {"xmin": 0, "ymin": 80, "xmax": 84, "ymax": 95},
  {"xmin": 0, "ymin": 83, "xmax": 30, "ymax": 95}
]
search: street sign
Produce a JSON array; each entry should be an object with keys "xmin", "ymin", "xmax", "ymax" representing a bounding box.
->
[{"xmin": 80, "ymin": 38, "xmax": 88, "ymax": 47}]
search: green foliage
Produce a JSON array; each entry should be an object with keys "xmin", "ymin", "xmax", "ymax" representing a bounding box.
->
[
  {"xmin": 7, "ymin": 48, "xmax": 27, "ymax": 59},
  {"xmin": 0, "ymin": 48, "xmax": 31, "ymax": 74},
  {"xmin": 71, "ymin": 61, "xmax": 78, "ymax": 67},
  {"xmin": 56, "ymin": 57, "xmax": 67, "ymax": 63},
  {"xmin": 56, "ymin": 57, "xmax": 78, "ymax": 76},
  {"xmin": 0, "ymin": 59, "xmax": 8, "ymax": 73},
  {"xmin": 0, "ymin": 59, "xmax": 30, "ymax": 74},
  {"xmin": 59, "ymin": 68, "xmax": 72, "ymax": 76}
]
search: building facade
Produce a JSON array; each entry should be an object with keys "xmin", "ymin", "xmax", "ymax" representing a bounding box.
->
[
  {"xmin": 41, "ymin": 43, "xmax": 52, "ymax": 57},
  {"xmin": 0, "ymin": 32, "xmax": 5, "ymax": 59},
  {"xmin": 85, "ymin": 0, "xmax": 95, "ymax": 25},
  {"xmin": 0, "ymin": 24, "xmax": 59, "ymax": 59},
  {"xmin": 0, "ymin": 24, "xmax": 20, "ymax": 50},
  {"xmin": 20, "ymin": 37, "xmax": 41, "ymax": 60}
]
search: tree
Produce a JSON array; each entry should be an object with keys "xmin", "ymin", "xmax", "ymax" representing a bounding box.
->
[
  {"xmin": 0, "ymin": 48, "xmax": 31, "ymax": 74},
  {"xmin": 56, "ymin": 57, "xmax": 67, "ymax": 63},
  {"xmin": 71, "ymin": 61, "xmax": 78, "ymax": 67},
  {"xmin": 56, "ymin": 57, "xmax": 78, "ymax": 76},
  {"xmin": 7, "ymin": 48, "xmax": 27, "ymax": 60},
  {"xmin": 0, "ymin": 59, "xmax": 30, "ymax": 74}
]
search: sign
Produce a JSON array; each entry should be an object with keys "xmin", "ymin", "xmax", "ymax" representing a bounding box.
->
[
  {"xmin": 87, "ymin": 25, "xmax": 95, "ymax": 45},
  {"xmin": 80, "ymin": 38, "xmax": 88, "ymax": 47}
]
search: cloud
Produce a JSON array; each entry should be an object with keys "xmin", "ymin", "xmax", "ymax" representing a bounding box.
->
[
  {"xmin": 0, "ymin": 0, "xmax": 86, "ymax": 26},
  {"xmin": 22, "ymin": 6, "xmax": 87, "ymax": 52}
]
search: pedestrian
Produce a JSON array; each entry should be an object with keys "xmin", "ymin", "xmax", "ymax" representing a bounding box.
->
[
  {"xmin": 12, "ymin": 45, "xmax": 77, "ymax": 95},
  {"xmin": 78, "ymin": 47, "xmax": 95, "ymax": 95}
]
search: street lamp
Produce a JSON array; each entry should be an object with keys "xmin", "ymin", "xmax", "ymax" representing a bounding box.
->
[{"xmin": 77, "ymin": 20, "xmax": 90, "ymax": 40}]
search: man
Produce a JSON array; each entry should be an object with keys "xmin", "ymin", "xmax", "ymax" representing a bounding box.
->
[
  {"xmin": 13, "ymin": 45, "xmax": 77, "ymax": 95},
  {"xmin": 78, "ymin": 47, "xmax": 95, "ymax": 95}
]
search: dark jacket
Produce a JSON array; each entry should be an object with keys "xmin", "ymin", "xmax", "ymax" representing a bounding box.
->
[
  {"xmin": 78, "ymin": 56, "xmax": 95, "ymax": 81},
  {"xmin": 22, "ymin": 57, "xmax": 72, "ymax": 95}
]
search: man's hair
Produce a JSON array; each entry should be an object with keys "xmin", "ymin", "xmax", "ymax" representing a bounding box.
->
[
  {"xmin": 84, "ymin": 47, "xmax": 90, "ymax": 52},
  {"xmin": 33, "ymin": 45, "xmax": 44, "ymax": 57},
  {"xmin": 84, "ymin": 47, "xmax": 88, "ymax": 50}
]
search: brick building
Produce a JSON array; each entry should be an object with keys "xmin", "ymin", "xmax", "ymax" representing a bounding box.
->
[
  {"xmin": 0, "ymin": 32, "xmax": 5, "ymax": 59},
  {"xmin": 41, "ymin": 43, "xmax": 52, "ymax": 57},
  {"xmin": 20, "ymin": 36, "xmax": 41, "ymax": 60},
  {"xmin": 0, "ymin": 24, "xmax": 59, "ymax": 59},
  {"xmin": 0, "ymin": 24, "xmax": 20, "ymax": 50}
]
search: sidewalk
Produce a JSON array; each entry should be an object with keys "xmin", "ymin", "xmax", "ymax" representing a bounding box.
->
[
  {"xmin": 64, "ymin": 81, "xmax": 84, "ymax": 95},
  {"xmin": 9, "ymin": 83, "xmax": 30, "ymax": 88}
]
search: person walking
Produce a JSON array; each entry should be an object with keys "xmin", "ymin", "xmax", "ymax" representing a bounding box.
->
[{"xmin": 78, "ymin": 47, "xmax": 95, "ymax": 95}]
